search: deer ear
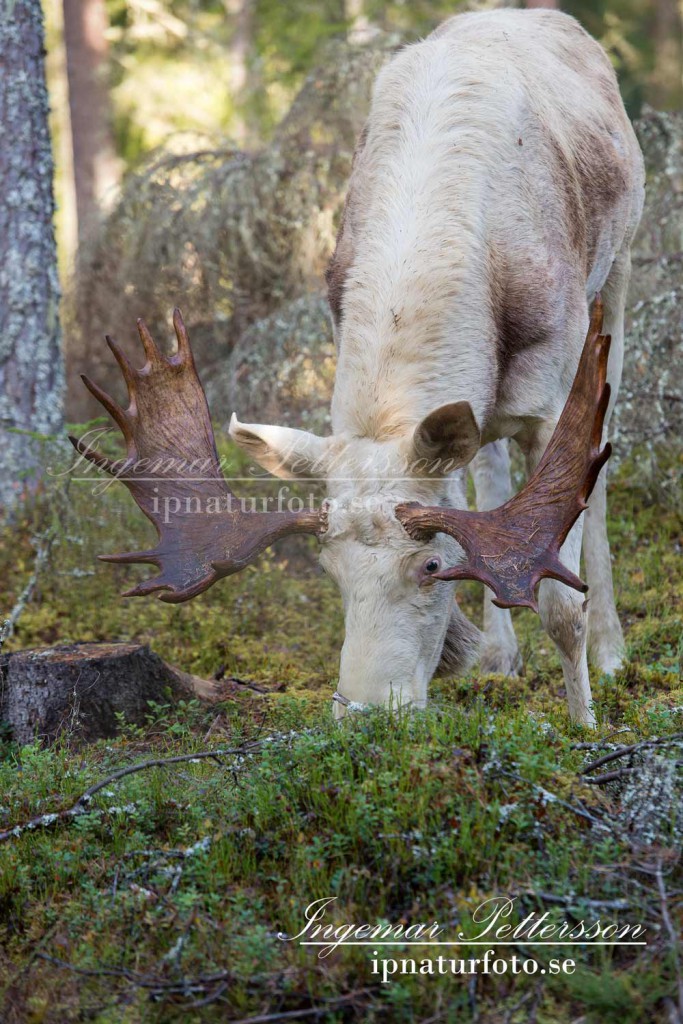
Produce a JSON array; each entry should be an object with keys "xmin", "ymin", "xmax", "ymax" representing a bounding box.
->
[
  {"xmin": 229, "ymin": 414, "xmax": 331, "ymax": 480},
  {"xmin": 409, "ymin": 402, "xmax": 481, "ymax": 475}
]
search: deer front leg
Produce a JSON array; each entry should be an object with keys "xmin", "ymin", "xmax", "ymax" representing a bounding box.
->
[
  {"xmin": 538, "ymin": 520, "xmax": 595, "ymax": 727},
  {"xmin": 526, "ymin": 424, "xmax": 595, "ymax": 728},
  {"xmin": 470, "ymin": 441, "xmax": 522, "ymax": 676},
  {"xmin": 584, "ymin": 248, "xmax": 630, "ymax": 674}
]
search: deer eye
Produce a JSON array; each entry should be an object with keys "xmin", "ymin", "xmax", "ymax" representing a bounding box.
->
[{"xmin": 422, "ymin": 556, "xmax": 442, "ymax": 576}]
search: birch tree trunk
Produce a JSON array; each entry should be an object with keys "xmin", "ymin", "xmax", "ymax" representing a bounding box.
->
[{"xmin": 0, "ymin": 0, "xmax": 65, "ymax": 509}]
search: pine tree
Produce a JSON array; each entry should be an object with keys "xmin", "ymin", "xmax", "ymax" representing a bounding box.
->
[{"xmin": 0, "ymin": 0, "xmax": 65, "ymax": 508}]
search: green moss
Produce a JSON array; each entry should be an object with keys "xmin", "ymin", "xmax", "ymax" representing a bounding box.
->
[{"xmin": 0, "ymin": 441, "xmax": 681, "ymax": 1021}]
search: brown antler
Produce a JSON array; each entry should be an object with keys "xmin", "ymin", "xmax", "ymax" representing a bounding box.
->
[
  {"xmin": 395, "ymin": 300, "xmax": 612, "ymax": 612},
  {"xmin": 70, "ymin": 310, "xmax": 326, "ymax": 603}
]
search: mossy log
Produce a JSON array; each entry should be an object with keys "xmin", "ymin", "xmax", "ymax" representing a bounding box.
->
[{"xmin": 0, "ymin": 642, "xmax": 215, "ymax": 745}]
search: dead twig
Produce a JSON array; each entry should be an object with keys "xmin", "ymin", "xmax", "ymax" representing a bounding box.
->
[
  {"xmin": 0, "ymin": 527, "xmax": 55, "ymax": 645},
  {"xmin": 520, "ymin": 890, "xmax": 632, "ymax": 911},
  {"xmin": 503, "ymin": 987, "xmax": 535, "ymax": 1024},
  {"xmin": 583, "ymin": 768, "xmax": 635, "ymax": 785},
  {"xmin": 182, "ymin": 981, "xmax": 230, "ymax": 1009},
  {"xmin": 227, "ymin": 676, "xmax": 274, "ymax": 693},
  {"xmin": 0, "ymin": 741, "xmax": 261, "ymax": 844},
  {"xmin": 203, "ymin": 712, "xmax": 226, "ymax": 742}
]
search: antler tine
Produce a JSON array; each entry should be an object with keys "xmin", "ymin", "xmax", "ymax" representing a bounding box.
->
[
  {"xmin": 105, "ymin": 335, "xmax": 137, "ymax": 393},
  {"xmin": 136, "ymin": 317, "xmax": 164, "ymax": 364},
  {"xmin": 69, "ymin": 433, "xmax": 119, "ymax": 475},
  {"xmin": 73, "ymin": 309, "xmax": 326, "ymax": 603},
  {"xmin": 123, "ymin": 576, "xmax": 180, "ymax": 599},
  {"xmin": 99, "ymin": 550, "xmax": 160, "ymax": 565},
  {"xmin": 172, "ymin": 308, "xmax": 192, "ymax": 360},
  {"xmin": 396, "ymin": 297, "xmax": 612, "ymax": 612},
  {"xmin": 81, "ymin": 374, "xmax": 134, "ymax": 447}
]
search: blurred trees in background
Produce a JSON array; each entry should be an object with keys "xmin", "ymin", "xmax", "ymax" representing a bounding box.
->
[
  {"xmin": 563, "ymin": 0, "xmax": 682, "ymax": 112},
  {"xmin": 63, "ymin": 0, "xmax": 120, "ymax": 245},
  {"xmin": 49, "ymin": 0, "xmax": 681, "ymax": 190},
  {"xmin": 44, "ymin": 0, "xmax": 681, "ymax": 444},
  {"xmin": 64, "ymin": 39, "xmax": 389, "ymax": 424},
  {"xmin": 45, "ymin": 0, "xmax": 681, "ymax": 268}
]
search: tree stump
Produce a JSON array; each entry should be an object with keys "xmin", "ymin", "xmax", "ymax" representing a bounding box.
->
[{"xmin": 0, "ymin": 642, "xmax": 215, "ymax": 745}]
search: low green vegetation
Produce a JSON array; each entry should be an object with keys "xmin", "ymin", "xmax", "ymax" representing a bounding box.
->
[{"xmin": 0, "ymin": 438, "xmax": 681, "ymax": 1022}]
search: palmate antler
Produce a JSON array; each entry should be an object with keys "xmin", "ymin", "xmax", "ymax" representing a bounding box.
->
[
  {"xmin": 70, "ymin": 310, "xmax": 326, "ymax": 603},
  {"xmin": 395, "ymin": 300, "xmax": 612, "ymax": 612}
]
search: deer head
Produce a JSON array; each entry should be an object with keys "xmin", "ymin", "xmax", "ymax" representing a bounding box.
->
[{"xmin": 72, "ymin": 303, "xmax": 611, "ymax": 714}]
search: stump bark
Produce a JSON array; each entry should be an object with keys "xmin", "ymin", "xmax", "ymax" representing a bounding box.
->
[{"xmin": 0, "ymin": 642, "xmax": 215, "ymax": 745}]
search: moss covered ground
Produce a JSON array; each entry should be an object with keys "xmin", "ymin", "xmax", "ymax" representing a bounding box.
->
[{"xmin": 0, "ymin": 439, "xmax": 681, "ymax": 1023}]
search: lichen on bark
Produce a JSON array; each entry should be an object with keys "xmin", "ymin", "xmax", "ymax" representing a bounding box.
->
[
  {"xmin": 0, "ymin": 0, "xmax": 65, "ymax": 508},
  {"xmin": 612, "ymin": 107, "xmax": 683, "ymax": 461}
]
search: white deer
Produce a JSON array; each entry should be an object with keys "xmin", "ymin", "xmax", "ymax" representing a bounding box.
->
[{"xmin": 75, "ymin": 9, "xmax": 644, "ymax": 727}]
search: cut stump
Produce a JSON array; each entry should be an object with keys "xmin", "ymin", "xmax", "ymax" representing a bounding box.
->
[{"xmin": 0, "ymin": 642, "xmax": 217, "ymax": 745}]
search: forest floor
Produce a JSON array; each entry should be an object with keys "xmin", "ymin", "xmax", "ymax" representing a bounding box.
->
[{"xmin": 0, "ymin": 438, "xmax": 681, "ymax": 1024}]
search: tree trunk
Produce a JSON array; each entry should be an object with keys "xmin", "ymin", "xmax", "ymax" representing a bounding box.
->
[
  {"xmin": 0, "ymin": 642, "xmax": 216, "ymax": 745},
  {"xmin": 224, "ymin": 0, "xmax": 255, "ymax": 146},
  {"xmin": 63, "ymin": 0, "xmax": 119, "ymax": 246},
  {"xmin": 0, "ymin": 0, "xmax": 65, "ymax": 510},
  {"xmin": 648, "ymin": 0, "xmax": 682, "ymax": 110}
]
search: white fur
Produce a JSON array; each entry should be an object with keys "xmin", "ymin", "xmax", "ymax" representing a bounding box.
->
[{"xmin": 232, "ymin": 10, "xmax": 645, "ymax": 726}]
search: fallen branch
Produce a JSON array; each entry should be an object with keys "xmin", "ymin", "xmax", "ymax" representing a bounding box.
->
[
  {"xmin": 580, "ymin": 734, "xmax": 683, "ymax": 775},
  {"xmin": 36, "ymin": 952, "xmax": 233, "ymax": 996},
  {"xmin": 571, "ymin": 728, "xmax": 635, "ymax": 750},
  {"xmin": 35, "ymin": 953, "xmax": 373, "ymax": 1020},
  {"xmin": 229, "ymin": 990, "xmax": 375, "ymax": 1024},
  {"xmin": 520, "ymin": 890, "xmax": 632, "ymax": 911},
  {"xmin": 498, "ymin": 769, "xmax": 610, "ymax": 831},
  {"xmin": 0, "ymin": 742, "xmax": 261, "ymax": 843}
]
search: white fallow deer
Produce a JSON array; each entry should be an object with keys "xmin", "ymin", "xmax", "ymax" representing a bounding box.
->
[{"xmin": 73, "ymin": 9, "xmax": 644, "ymax": 727}]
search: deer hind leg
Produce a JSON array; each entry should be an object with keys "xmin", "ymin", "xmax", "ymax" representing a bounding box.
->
[
  {"xmin": 470, "ymin": 440, "xmax": 522, "ymax": 676},
  {"xmin": 583, "ymin": 251, "xmax": 630, "ymax": 674},
  {"xmin": 526, "ymin": 424, "xmax": 595, "ymax": 727}
]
